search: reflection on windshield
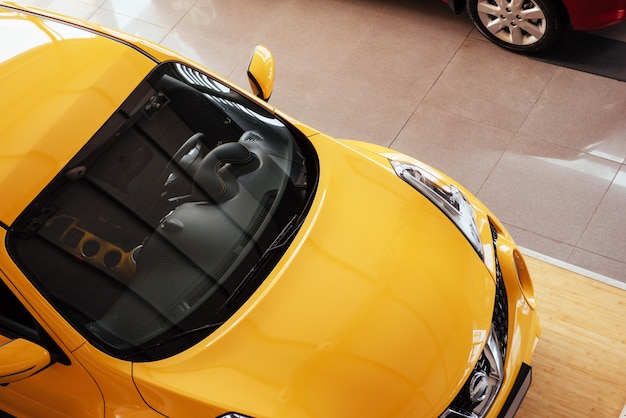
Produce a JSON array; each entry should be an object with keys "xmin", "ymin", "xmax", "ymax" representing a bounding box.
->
[{"xmin": 9, "ymin": 62, "xmax": 316, "ymax": 361}]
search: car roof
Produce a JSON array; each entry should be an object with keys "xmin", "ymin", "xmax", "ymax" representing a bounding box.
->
[{"xmin": 0, "ymin": 3, "xmax": 156, "ymax": 225}]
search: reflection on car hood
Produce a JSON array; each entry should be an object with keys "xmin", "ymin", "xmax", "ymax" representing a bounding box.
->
[
  {"xmin": 0, "ymin": 6, "xmax": 155, "ymax": 225},
  {"xmin": 132, "ymin": 133, "xmax": 496, "ymax": 417}
]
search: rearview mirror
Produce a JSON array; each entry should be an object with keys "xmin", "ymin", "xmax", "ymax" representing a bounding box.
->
[
  {"xmin": 247, "ymin": 45, "xmax": 275, "ymax": 101},
  {"xmin": 0, "ymin": 338, "xmax": 51, "ymax": 384}
]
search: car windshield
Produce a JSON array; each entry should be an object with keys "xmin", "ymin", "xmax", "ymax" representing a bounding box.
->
[{"xmin": 8, "ymin": 62, "xmax": 317, "ymax": 361}]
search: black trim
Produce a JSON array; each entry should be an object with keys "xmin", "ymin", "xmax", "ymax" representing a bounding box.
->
[
  {"xmin": 0, "ymin": 272, "xmax": 71, "ymax": 366},
  {"xmin": 498, "ymin": 363, "xmax": 532, "ymax": 418},
  {"xmin": 0, "ymin": 4, "xmax": 160, "ymax": 64}
]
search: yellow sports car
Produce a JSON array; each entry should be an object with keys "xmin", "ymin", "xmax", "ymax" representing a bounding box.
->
[{"xmin": 0, "ymin": 2, "xmax": 540, "ymax": 417}]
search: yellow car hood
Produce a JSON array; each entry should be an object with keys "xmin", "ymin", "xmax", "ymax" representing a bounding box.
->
[
  {"xmin": 133, "ymin": 134, "xmax": 496, "ymax": 417},
  {"xmin": 0, "ymin": 5, "xmax": 155, "ymax": 224}
]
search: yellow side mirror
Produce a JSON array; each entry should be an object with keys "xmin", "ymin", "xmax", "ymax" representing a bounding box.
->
[
  {"xmin": 247, "ymin": 45, "xmax": 275, "ymax": 101},
  {"xmin": 0, "ymin": 338, "xmax": 51, "ymax": 384}
]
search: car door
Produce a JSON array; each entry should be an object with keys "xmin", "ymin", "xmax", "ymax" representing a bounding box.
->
[{"xmin": 0, "ymin": 273, "xmax": 104, "ymax": 418}]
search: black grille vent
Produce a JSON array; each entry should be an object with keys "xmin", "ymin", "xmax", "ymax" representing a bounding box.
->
[
  {"xmin": 450, "ymin": 352, "xmax": 492, "ymax": 413},
  {"xmin": 491, "ymin": 222, "xmax": 509, "ymax": 362},
  {"xmin": 186, "ymin": 276, "xmax": 219, "ymax": 308}
]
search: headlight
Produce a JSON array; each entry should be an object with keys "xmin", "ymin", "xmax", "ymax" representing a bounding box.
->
[{"xmin": 389, "ymin": 158, "xmax": 483, "ymax": 259}]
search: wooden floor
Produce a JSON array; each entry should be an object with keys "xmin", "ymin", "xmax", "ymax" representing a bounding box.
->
[{"xmin": 515, "ymin": 256, "xmax": 626, "ymax": 418}]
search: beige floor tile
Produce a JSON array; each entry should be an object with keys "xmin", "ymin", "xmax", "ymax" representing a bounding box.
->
[
  {"xmin": 384, "ymin": 0, "xmax": 472, "ymax": 37},
  {"xmin": 568, "ymin": 247, "xmax": 626, "ymax": 283},
  {"xmin": 390, "ymin": 104, "xmax": 514, "ymax": 193},
  {"xmin": 576, "ymin": 166, "xmax": 626, "ymax": 263},
  {"xmin": 477, "ymin": 133, "xmax": 621, "ymax": 246},
  {"xmin": 89, "ymin": 8, "xmax": 170, "ymax": 43},
  {"xmin": 423, "ymin": 38, "xmax": 557, "ymax": 132},
  {"xmin": 520, "ymin": 69, "xmax": 626, "ymax": 164},
  {"xmin": 331, "ymin": 16, "xmax": 466, "ymax": 103},
  {"xmin": 299, "ymin": 80, "xmax": 418, "ymax": 145},
  {"xmin": 102, "ymin": 0, "xmax": 195, "ymax": 29},
  {"xmin": 21, "ymin": 0, "xmax": 100, "ymax": 19}
]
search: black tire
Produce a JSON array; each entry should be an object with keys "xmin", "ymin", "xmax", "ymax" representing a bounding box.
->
[{"xmin": 466, "ymin": 0, "xmax": 566, "ymax": 53}]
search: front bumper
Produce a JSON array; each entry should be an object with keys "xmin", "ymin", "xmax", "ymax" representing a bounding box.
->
[
  {"xmin": 498, "ymin": 363, "xmax": 532, "ymax": 418},
  {"xmin": 440, "ymin": 217, "xmax": 540, "ymax": 418},
  {"xmin": 566, "ymin": 0, "xmax": 626, "ymax": 31}
]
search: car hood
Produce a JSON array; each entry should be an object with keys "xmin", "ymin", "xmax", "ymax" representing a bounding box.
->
[{"xmin": 132, "ymin": 131, "xmax": 496, "ymax": 417}]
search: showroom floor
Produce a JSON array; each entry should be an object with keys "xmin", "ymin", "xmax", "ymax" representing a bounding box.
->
[{"xmin": 20, "ymin": 0, "xmax": 626, "ymax": 285}]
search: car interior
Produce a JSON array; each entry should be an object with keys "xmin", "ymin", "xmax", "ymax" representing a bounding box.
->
[{"xmin": 8, "ymin": 62, "xmax": 314, "ymax": 360}]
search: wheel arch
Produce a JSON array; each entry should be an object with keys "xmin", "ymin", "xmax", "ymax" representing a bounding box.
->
[
  {"xmin": 447, "ymin": 0, "xmax": 466, "ymax": 14},
  {"xmin": 550, "ymin": 0, "xmax": 572, "ymax": 28}
]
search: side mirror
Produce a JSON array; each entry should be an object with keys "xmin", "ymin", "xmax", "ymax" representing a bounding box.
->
[
  {"xmin": 247, "ymin": 45, "xmax": 275, "ymax": 101},
  {"xmin": 0, "ymin": 338, "xmax": 51, "ymax": 384}
]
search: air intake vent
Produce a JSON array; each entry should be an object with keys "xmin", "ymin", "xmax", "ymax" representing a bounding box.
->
[
  {"xmin": 490, "ymin": 222, "xmax": 508, "ymax": 362},
  {"xmin": 240, "ymin": 131, "xmax": 264, "ymax": 142}
]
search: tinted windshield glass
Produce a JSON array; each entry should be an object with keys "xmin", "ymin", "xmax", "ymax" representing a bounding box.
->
[{"xmin": 9, "ymin": 62, "xmax": 317, "ymax": 361}]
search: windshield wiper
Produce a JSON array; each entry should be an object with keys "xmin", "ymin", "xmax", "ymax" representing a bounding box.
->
[
  {"xmin": 217, "ymin": 214, "xmax": 301, "ymax": 315},
  {"xmin": 135, "ymin": 321, "xmax": 225, "ymax": 355}
]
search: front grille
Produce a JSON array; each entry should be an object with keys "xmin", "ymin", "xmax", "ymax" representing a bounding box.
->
[
  {"xmin": 491, "ymin": 222, "xmax": 509, "ymax": 363},
  {"xmin": 440, "ymin": 221, "xmax": 510, "ymax": 418},
  {"xmin": 448, "ymin": 352, "xmax": 492, "ymax": 413}
]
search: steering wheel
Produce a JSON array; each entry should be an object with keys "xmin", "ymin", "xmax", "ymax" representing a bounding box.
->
[{"xmin": 162, "ymin": 132, "xmax": 205, "ymax": 188}]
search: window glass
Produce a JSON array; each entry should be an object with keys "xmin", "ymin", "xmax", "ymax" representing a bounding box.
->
[
  {"xmin": 0, "ymin": 278, "xmax": 68, "ymax": 364},
  {"xmin": 8, "ymin": 62, "xmax": 316, "ymax": 361},
  {"xmin": 0, "ymin": 278, "xmax": 37, "ymax": 340}
]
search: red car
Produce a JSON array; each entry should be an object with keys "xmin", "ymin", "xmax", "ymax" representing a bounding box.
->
[{"xmin": 444, "ymin": 0, "xmax": 626, "ymax": 52}]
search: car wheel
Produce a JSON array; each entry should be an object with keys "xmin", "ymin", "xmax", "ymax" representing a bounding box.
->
[{"xmin": 466, "ymin": 0, "xmax": 566, "ymax": 53}]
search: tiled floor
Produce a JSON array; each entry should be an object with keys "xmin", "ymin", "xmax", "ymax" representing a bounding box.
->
[{"xmin": 20, "ymin": 0, "xmax": 626, "ymax": 285}]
